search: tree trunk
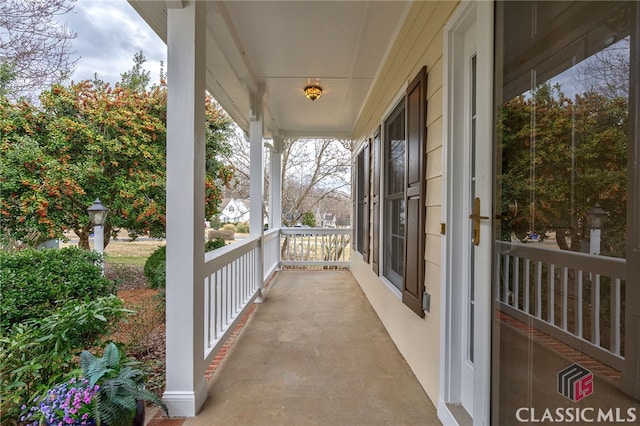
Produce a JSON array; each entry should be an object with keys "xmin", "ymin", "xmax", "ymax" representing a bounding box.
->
[
  {"xmin": 555, "ymin": 227, "xmax": 582, "ymax": 252},
  {"xmin": 569, "ymin": 227, "xmax": 581, "ymax": 252},
  {"xmin": 556, "ymin": 227, "xmax": 570, "ymax": 250},
  {"xmin": 103, "ymin": 223, "xmax": 112, "ymax": 249},
  {"xmin": 76, "ymin": 227, "xmax": 90, "ymax": 250},
  {"xmin": 75, "ymin": 223, "xmax": 113, "ymax": 250}
]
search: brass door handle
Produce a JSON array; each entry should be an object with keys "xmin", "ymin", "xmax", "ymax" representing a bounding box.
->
[{"xmin": 469, "ymin": 197, "xmax": 490, "ymax": 246}]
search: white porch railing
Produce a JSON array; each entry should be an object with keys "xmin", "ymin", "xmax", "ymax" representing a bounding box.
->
[
  {"xmin": 200, "ymin": 227, "xmax": 351, "ymax": 376},
  {"xmin": 203, "ymin": 235, "xmax": 262, "ymax": 362},
  {"xmin": 263, "ymin": 228, "xmax": 280, "ymax": 279},
  {"xmin": 496, "ymin": 241, "xmax": 626, "ymax": 370},
  {"xmin": 280, "ymin": 227, "xmax": 351, "ymax": 268}
]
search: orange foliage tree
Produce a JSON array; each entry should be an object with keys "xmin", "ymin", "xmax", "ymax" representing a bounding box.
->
[
  {"xmin": 1, "ymin": 74, "xmax": 233, "ymax": 249},
  {"xmin": 498, "ymin": 83, "xmax": 628, "ymax": 256}
]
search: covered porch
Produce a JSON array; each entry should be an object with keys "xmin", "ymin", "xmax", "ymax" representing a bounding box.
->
[
  {"xmin": 126, "ymin": 0, "xmax": 419, "ymax": 418},
  {"xmin": 126, "ymin": 1, "xmax": 640, "ymax": 424},
  {"xmin": 172, "ymin": 269, "xmax": 439, "ymax": 425}
]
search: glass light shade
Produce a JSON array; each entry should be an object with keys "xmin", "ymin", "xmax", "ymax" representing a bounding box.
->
[
  {"xmin": 304, "ymin": 85, "xmax": 322, "ymax": 101},
  {"xmin": 87, "ymin": 198, "xmax": 109, "ymax": 226},
  {"xmin": 586, "ymin": 203, "xmax": 607, "ymax": 229}
]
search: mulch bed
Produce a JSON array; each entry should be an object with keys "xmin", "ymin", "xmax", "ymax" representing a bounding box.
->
[{"xmin": 105, "ymin": 263, "xmax": 166, "ymax": 398}]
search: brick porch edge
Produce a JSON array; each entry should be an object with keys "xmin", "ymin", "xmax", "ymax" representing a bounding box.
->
[{"xmin": 146, "ymin": 274, "xmax": 276, "ymax": 426}]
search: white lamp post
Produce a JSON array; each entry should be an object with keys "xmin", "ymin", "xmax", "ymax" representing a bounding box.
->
[
  {"xmin": 87, "ymin": 198, "xmax": 109, "ymax": 273},
  {"xmin": 586, "ymin": 203, "xmax": 607, "ymax": 256}
]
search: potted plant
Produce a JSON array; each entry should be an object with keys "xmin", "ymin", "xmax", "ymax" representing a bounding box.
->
[
  {"xmin": 79, "ymin": 342, "xmax": 168, "ymax": 426},
  {"xmin": 23, "ymin": 343, "xmax": 168, "ymax": 426}
]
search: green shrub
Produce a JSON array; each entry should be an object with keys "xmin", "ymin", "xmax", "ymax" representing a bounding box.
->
[
  {"xmin": 144, "ymin": 239, "xmax": 229, "ymax": 289},
  {"xmin": 205, "ymin": 237, "xmax": 226, "ymax": 252},
  {"xmin": 0, "ymin": 295, "xmax": 130, "ymax": 422},
  {"xmin": 209, "ymin": 216, "xmax": 221, "ymax": 229},
  {"xmin": 235, "ymin": 222, "xmax": 249, "ymax": 233},
  {"xmin": 221, "ymin": 223, "xmax": 236, "ymax": 232},
  {"xmin": 301, "ymin": 211, "xmax": 316, "ymax": 227},
  {"xmin": 0, "ymin": 247, "xmax": 115, "ymax": 328},
  {"xmin": 207, "ymin": 228, "xmax": 234, "ymax": 241},
  {"xmin": 143, "ymin": 245, "xmax": 166, "ymax": 289}
]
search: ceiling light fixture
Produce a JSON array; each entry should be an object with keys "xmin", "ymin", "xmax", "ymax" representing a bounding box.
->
[{"xmin": 304, "ymin": 85, "xmax": 322, "ymax": 101}]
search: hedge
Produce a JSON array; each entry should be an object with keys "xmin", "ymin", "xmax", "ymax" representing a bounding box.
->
[
  {"xmin": 144, "ymin": 238, "xmax": 226, "ymax": 290},
  {"xmin": 0, "ymin": 247, "xmax": 115, "ymax": 328}
]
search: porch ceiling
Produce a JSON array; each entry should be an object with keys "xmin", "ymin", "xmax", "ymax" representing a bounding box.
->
[{"xmin": 128, "ymin": 1, "xmax": 410, "ymax": 139}]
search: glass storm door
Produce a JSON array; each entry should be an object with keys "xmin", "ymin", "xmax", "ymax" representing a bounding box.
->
[
  {"xmin": 462, "ymin": 25, "xmax": 480, "ymax": 414},
  {"xmin": 447, "ymin": 5, "xmax": 494, "ymax": 417},
  {"xmin": 492, "ymin": 1, "xmax": 640, "ymax": 424}
]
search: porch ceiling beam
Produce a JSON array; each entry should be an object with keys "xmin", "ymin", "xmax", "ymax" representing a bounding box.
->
[
  {"xmin": 205, "ymin": 2, "xmax": 283, "ymax": 134},
  {"xmin": 165, "ymin": 0, "xmax": 183, "ymax": 9},
  {"xmin": 283, "ymin": 130, "xmax": 353, "ymax": 140},
  {"xmin": 210, "ymin": 1, "xmax": 260, "ymax": 95}
]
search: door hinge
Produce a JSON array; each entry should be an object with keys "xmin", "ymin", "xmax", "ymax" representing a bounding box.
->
[{"xmin": 423, "ymin": 291, "xmax": 431, "ymax": 313}]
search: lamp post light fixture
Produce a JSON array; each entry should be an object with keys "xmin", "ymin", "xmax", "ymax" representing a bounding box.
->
[
  {"xmin": 586, "ymin": 202, "xmax": 607, "ymax": 255},
  {"xmin": 87, "ymin": 198, "xmax": 109, "ymax": 273}
]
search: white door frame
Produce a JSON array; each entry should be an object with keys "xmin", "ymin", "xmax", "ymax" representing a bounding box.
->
[{"xmin": 439, "ymin": 1, "xmax": 494, "ymax": 425}]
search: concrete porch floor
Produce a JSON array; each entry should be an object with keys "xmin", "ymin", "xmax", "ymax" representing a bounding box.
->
[{"xmin": 160, "ymin": 270, "xmax": 440, "ymax": 426}]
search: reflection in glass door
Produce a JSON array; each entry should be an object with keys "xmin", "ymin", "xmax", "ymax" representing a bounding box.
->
[{"xmin": 493, "ymin": 1, "xmax": 639, "ymax": 424}]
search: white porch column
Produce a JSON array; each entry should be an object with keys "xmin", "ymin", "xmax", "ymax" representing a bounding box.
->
[
  {"xmin": 164, "ymin": 1, "xmax": 207, "ymax": 417},
  {"xmin": 249, "ymin": 90, "xmax": 265, "ymax": 235},
  {"xmin": 269, "ymin": 135, "xmax": 283, "ymax": 229},
  {"xmin": 249, "ymin": 89, "xmax": 265, "ymax": 300}
]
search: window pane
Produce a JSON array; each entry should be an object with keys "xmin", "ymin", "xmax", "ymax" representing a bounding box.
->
[
  {"xmin": 356, "ymin": 150, "xmax": 365, "ymax": 253},
  {"xmin": 388, "ymin": 139, "xmax": 405, "ymax": 195},
  {"xmin": 384, "ymin": 197, "xmax": 404, "ymax": 289},
  {"xmin": 384, "ymin": 99, "xmax": 405, "ymax": 289}
]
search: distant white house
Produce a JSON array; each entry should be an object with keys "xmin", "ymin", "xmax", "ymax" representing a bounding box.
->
[
  {"xmin": 321, "ymin": 213, "xmax": 336, "ymax": 228},
  {"xmin": 218, "ymin": 198, "xmax": 250, "ymax": 223}
]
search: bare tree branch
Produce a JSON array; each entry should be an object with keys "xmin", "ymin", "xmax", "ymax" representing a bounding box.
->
[
  {"xmin": 222, "ymin": 135, "xmax": 351, "ymax": 226},
  {"xmin": 0, "ymin": 0, "xmax": 77, "ymax": 99},
  {"xmin": 576, "ymin": 37, "xmax": 629, "ymax": 98}
]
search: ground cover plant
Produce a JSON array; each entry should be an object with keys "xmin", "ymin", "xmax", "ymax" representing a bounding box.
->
[
  {"xmin": 1, "ymin": 235, "xmax": 231, "ymax": 423},
  {"xmin": 0, "ymin": 248, "xmax": 128, "ymax": 423}
]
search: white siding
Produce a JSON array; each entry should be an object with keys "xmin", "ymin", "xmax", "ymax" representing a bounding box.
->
[{"xmin": 350, "ymin": 0, "xmax": 459, "ymax": 405}]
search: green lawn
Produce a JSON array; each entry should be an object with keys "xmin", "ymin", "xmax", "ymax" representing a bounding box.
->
[{"xmin": 105, "ymin": 254, "xmax": 147, "ymax": 267}]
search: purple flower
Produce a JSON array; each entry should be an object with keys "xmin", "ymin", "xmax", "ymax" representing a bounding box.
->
[{"xmin": 22, "ymin": 377, "xmax": 99, "ymax": 426}]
